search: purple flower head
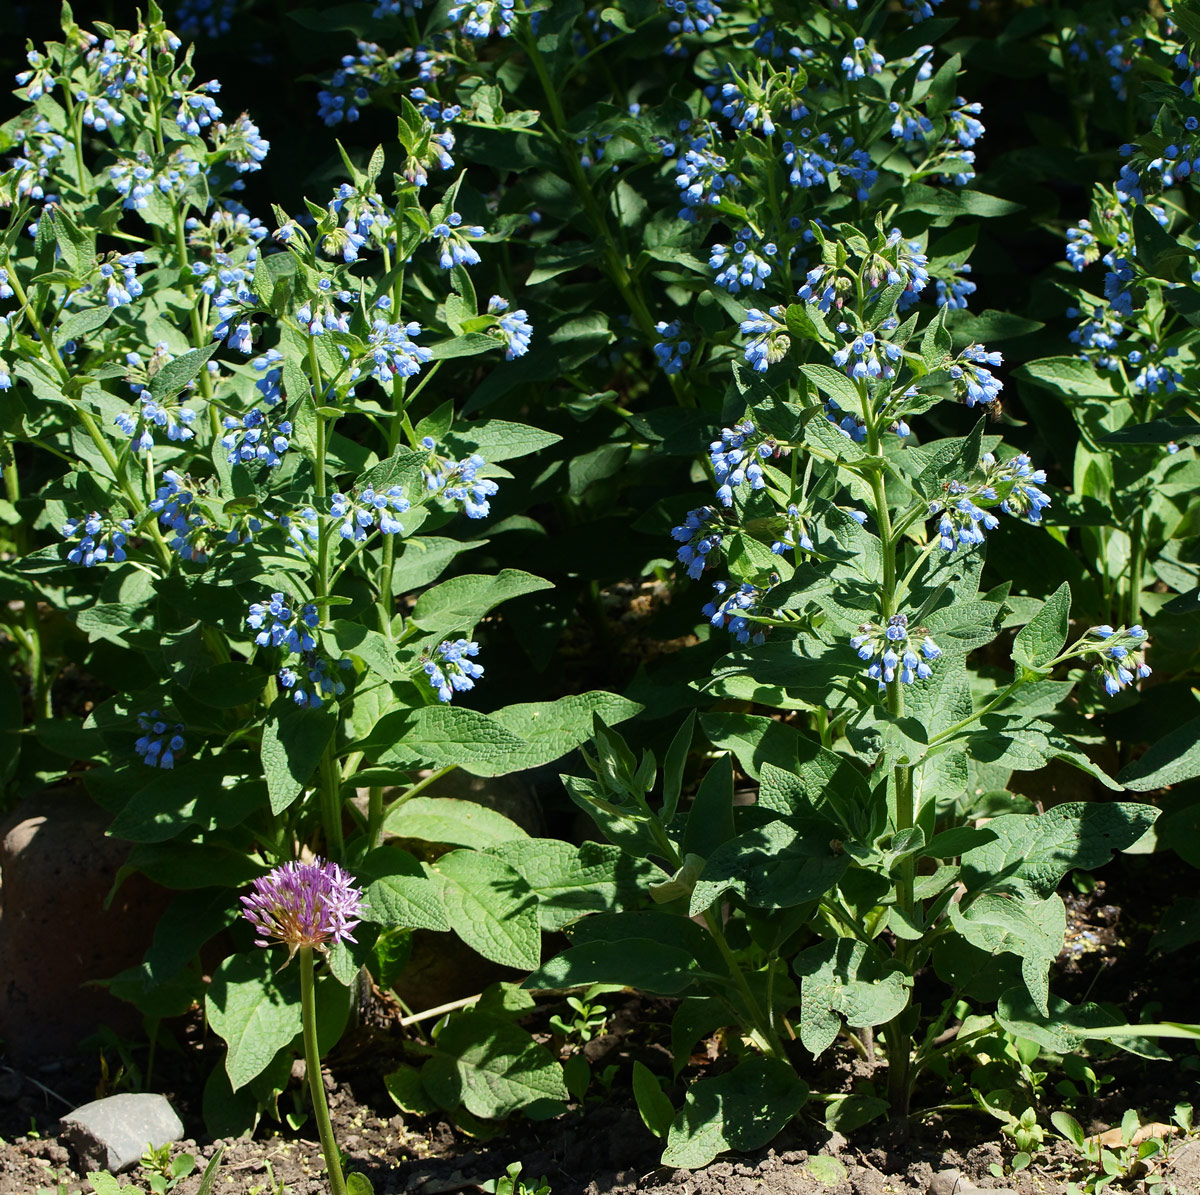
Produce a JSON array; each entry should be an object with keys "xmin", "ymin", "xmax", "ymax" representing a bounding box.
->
[{"xmin": 241, "ymin": 857, "xmax": 365, "ymax": 957}]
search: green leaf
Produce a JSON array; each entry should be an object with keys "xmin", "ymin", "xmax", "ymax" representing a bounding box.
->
[
  {"xmin": 148, "ymin": 341, "xmax": 222, "ymax": 402},
  {"xmin": 949, "ymin": 892, "xmax": 1065, "ymax": 1014},
  {"xmin": 960, "ymin": 802, "xmax": 1160, "ymax": 898},
  {"xmin": 260, "ymin": 700, "xmax": 336, "ymax": 815},
  {"xmin": 188, "ymin": 662, "xmax": 270, "ymax": 708},
  {"xmin": 411, "ymin": 569, "xmax": 553, "ymax": 634},
  {"xmin": 489, "ymin": 838, "xmax": 655, "ymax": 931},
  {"xmin": 445, "ymin": 419, "xmax": 563, "ymax": 463},
  {"xmin": 633, "ymin": 1060, "xmax": 676, "ymax": 1139},
  {"xmin": 390, "ymin": 535, "xmax": 487, "ymax": 593},
  {"xmin": 1119, "ymin": 715, "xmax": 1200, "ymax": 790},
  {"xmin": 689, "ymin": 819, "xmax": 848, "ymax": 916},
  {"xmin": 422, "ymin": 1011, "xmax": 567, "ymax": 1119},
  {"xmin": 1014, "ymin": 357, "xmax": 1115, "ymax": 398},
  {"xmin": 996, "ymin": 989, "xmax": 1139, "ymax": 1055},
  {"xmin": 525, "ymin": 938, "xmax": 702, "ymax": 995},
  {"xmin": 383, "ymin": 795, "xmax": 529, "ymax": 848},
  {"xmin": 57, "ymin": 305, "xmax": 112, "ymax": 346},
  {"xmin": 794, "ymin": 939, "xmax": 911, "ymax": 1056},
  {"xmin": 206, "ymin": 950, "xmax": 301, "ymax": 1091},
  {"xmin": 663, "ymin": 710, "xmax": 695, "ymax": 824},
  {"xmin": 801, "ymin": 363, "xmax": 867, "ymax": 421},
  {"xmin": 489, "ymin": 692, "xmax": 644, "ymax": 769},
  {"xmin": 431, "ymin": 849, "xmax": 541, "ymax": 969},
  {"xmin": 806, "ymin": 1156, "xmax": 848, "ymax": 1187},
  {"xmin": 682, "ymin": 754, "xmax": 735, "ymax": 862},
  {"xmin": 1101, "ymin": 416, "xmax": 1200, "ymax": 445},
  {"xmin": 346, "ymin": 1174, "xmax": 376, "ymax": 1195},
  {"xmin": 385, "ymin": 1065, "xmax": 440, "ymax": 1115},
  {"xmin": 361, "ymin": 845, "xmax": 449, "ymax": 932},
  {"xmin": 1012, "ymin": 581, "xmax": 1071, "ymax": 672},
  {"xmin": 661, "ymin": 1058, "xmax": 808, "ymax": 1169},
  {"xmin": 824, "ymin": 1095, "xmax": 888, "ymax": 1134}
]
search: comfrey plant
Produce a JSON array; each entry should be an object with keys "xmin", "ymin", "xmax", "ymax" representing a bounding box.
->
[
  {"xmin": 0, "ymin": 4, "xmax": 645, "ymax": 1135},
  {"xmin": 535, "ymin": 220, "xmax": 1170, "ymax": 1165}
]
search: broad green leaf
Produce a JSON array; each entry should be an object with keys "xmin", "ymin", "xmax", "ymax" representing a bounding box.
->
[
  {"xmin": 661, "ymin": 1058, "xmax": 808, "ymax": 1169},
  {"xmin": 383, "ymin": 796, "xmax": 529, "ymax": 848},
  {"xmin": 701, "ymin": 712, "xmax": 866, "ymax": 834},
  {"xmin": 1012, "ymin": 582, "xmax": 1070, "ymax": 672},
  {"xmin": 379, "ymin": 705, "xmax": 530, "ymax": 775},
  {"xmin": 119, "ymin": 842, "xmax": 267, "ymax": 891},
  {"xmin": 524, "ymin": 939, "xmax": 702, "ymax": 995},
  {"xmin": 57, "ymin": 305, "xmax": 112, "ymax": 345},
  {"xmin": 206, "ymin": 950, "xmax": 301, "ymax": 1091},
  {"xmin": 949, "ymin": 892, "xmax": 1065, "ymax": 1014},
  {"xmin": 261, "ymin": 700, "xmax": 336, "ymax": 815},
  {"xmin": 360, "ymin": 844, "xmax": 450, "ymax": 932},
  {"xmin": 663, "ymin": 710, "xmax": 696, "ymax": 823},
  {"xmin": 1014, "ymin": 357, "xmax": 1115, "ymax": 398},
  {"xmin": 188, "ymin": 662, "xmax": 270, "ymax": 708},
  {"xmin": 107, "ymin": 760, "xmax": 262, "ymax": 843},
  {"xmin": 488, "ymin": 838, "xmax": 656, "ymax": 931},
  {"xmin": 682, "ymin": 754, "xmax": 735, "ymax": 862},
  {"xmin": 422, "ymin": 1011, "xmax": 567, "ymax": 1118},
  {"xmin": 996, "ymin": 989, "xmax": 1153, "ymax": 1057},
  {"xmin": 689, "ymin": 819, "xmax": 848, "ymax": 916},
  {"xmin": 327, "ymin": 622, "xmax": 400, "ymax": 680},
  {"xmin": 411, "ymin": 569, "xmax": 553, "ymax": 633},
  {"xmin": 445, "ymin": 419, "xmax": 562, "ymax": 463},
  {"xmin": 489, "ymin": 692, "xmax": 643, "ymax": 769},
  {"xmin": 1118, "ymin": 715, "xmax": 1200, "ymax": 790},
  {"xmin": 794, "ymin": 939, "xmax": 911, "ymax": 1055},
  {"xmin": 801, "ymin": 363, "xmax": 867, "ymax": 421},
  {"xmin": 148, "ymin": 341, "xmax": 222, "ymax": 402},
  {"xmin": 390, "ymin": 535, "xmax": 487, "ymax": 593},
  {"xmin": 431, "ymin": 849, "xmax": 541, "ymax": 969},
  {"xmin": 959, "ymin": 802, "xmax": 1160, "ymax": 898},
  {"xmin": 385, "ymin": 1065, "xmax": 440, "ymax": 1115},
  {"xmin": 569, "ymin": 910, "xmax": 726, "ymax": 974}
]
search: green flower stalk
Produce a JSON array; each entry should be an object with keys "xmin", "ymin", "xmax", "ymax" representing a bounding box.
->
[{"xmin": 241, "ymin": 859, "xmax": 365, "ymax": 1195}]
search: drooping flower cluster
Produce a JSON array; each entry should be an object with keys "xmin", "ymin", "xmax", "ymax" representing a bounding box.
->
[
  {"xmin": 832, "ymin": 327, "xmax": 902, "ymax": 381},
  {"xmin": 247, "ymin": 593, "xmax": 318, "ymax": 653},
  {"xmin": 653, "ymin": 320, "xmax": 691, "ymax": 374},
  {"xmin": 423, "ymin": 639, "xmax": 484, "ymax": 702},
  {"xmin": 928, "ymin": 453, "xmax": 1051, "ymax": 553},
  {"xmin": 247, "ymin": 594, "xmax": 347, "ymax": 708},
  {"xmin": 671, "ymin": 505, "xmax": 724, "ymax": 578},
  {"xmin": 61, "ymin": 512, "xmax": 133, "ymax": 567},
  {"xmin": 363, "ymin": 317, "xmax": 433, "ymax": 383},
  {"xmin": 487, "ymin": 296, "xmax": 533, "ymax": 359},
  {"xmin": 222, "ymin": 408, "xmax": 292, "ymax": 468},
  {"xmin": 241, "ymin": 858, "xmax": 365, "ymax": 957},
  {"xmin": 740, "ymin": 306, "xmax": 789, "ymax": 372},
  {"xmin": 1083, "ymin": 625, "xmax": 1152, "ymax": 696},
  {"xmin": 702, "ymin": 579, "xmax": 776, "ymax": 645},
  {"xmin": 317, "ymin": 40, "xmax": 411, "ymax": 127},
  {"xmin": 709, "ymin": 420, "xmax": 773, "ymax": 505},
  {"xmin": 114, "ymin": 390, "xmax": 198, "ymax": 452},
  {"xmin": 421, "ymin": 439, "xmax": 499, "ymax": 518},
  {"xmin": 135, "ymin": 711, "xmax": 185, "ymax": 769},
  {"xmin": 949, "ymin": 344, "xmax": 1003, "ymax": 407},
  {"xmin": 665, "ymin": 0, "xmax": 723, "ymax": 55},
  {"xmin": 851, "ymin": 613, "xmax": 942, "ymax": 689},
  {"xmin": 709, "ymin": 231, "xmax": 778, "ymax": 293},
  {"xmin": 329, "ymin": 487, "xmax": 411, "ymax": 540},
  {"xmin": 150, "ymin": 470, "xmax": 209, "ymax": 561},
  {"xmin": 449, "ymin": 0, "xmax": 518, "ymax": 39},
  {"xmin": 431, "ymin": 212, "xmax": 484, "ymax": 269}
]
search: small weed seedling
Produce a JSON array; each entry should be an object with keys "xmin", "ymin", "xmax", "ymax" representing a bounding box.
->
[{"xmin": 139, "ymin": 1142, "xmax": 196, "ymax": 1194}]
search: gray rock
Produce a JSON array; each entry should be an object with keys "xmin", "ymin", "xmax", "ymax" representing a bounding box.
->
[
  {"xmin": 927, "ymin": 1171, "xmax": 1015, "ymax": 1195},
  {"xmin": 59, "ymin": 1092, "xmax": 184, "ymax": 1173}
]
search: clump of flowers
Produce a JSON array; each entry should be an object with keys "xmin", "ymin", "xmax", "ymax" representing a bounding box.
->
[
  {"xmin": 114, "ymin": 390, "xmax": 198, "ymax": 452},
  {"xmin": 431, "ymin": 211, "xmax": 485, "ymax": 268},
  {"xmin": 487, "ymin": 296, "xmax": 533, "ymax": 359},
  {"xmin": 61, "ymin": 512, "xmax": 133, "ymax": 567},
  {"xmin": 653, "ymin": 320, "xmax": 691, "ymax": 374},
  {"xmin": 710, "ymin": 420, "xmax": 773, "ymax": 506},
  {"xmin": 330, "ymin": 486, "xmax": 411, "ymax": 539},
  {"xmin": 423, "ymin": 638, "xmax": 484, "ymax": 702},
  {"xmin": 422, "ymin": 439, "xmax": 499, "ymax": 518},
  {"xmin": 1083, "ymin": 625, "xmax": 1152, "ymax": 696},
  {"xmin": 222, "ymin": 408, "xmax": 293, "ymax": 468},
  {"xmin": 702, "ymin": 578, "xmax": 776, "ymax": 645},
  {"xmin": 851, "ymin": 614, "xmax": 942, "ymax": 689},
  {"xmin": 241, "ymin": 858, "xmax": 365, "ymax": 957},
  {"xmin": 134, "ymin": 711, "xmax": 185, "ymax": 769}
]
